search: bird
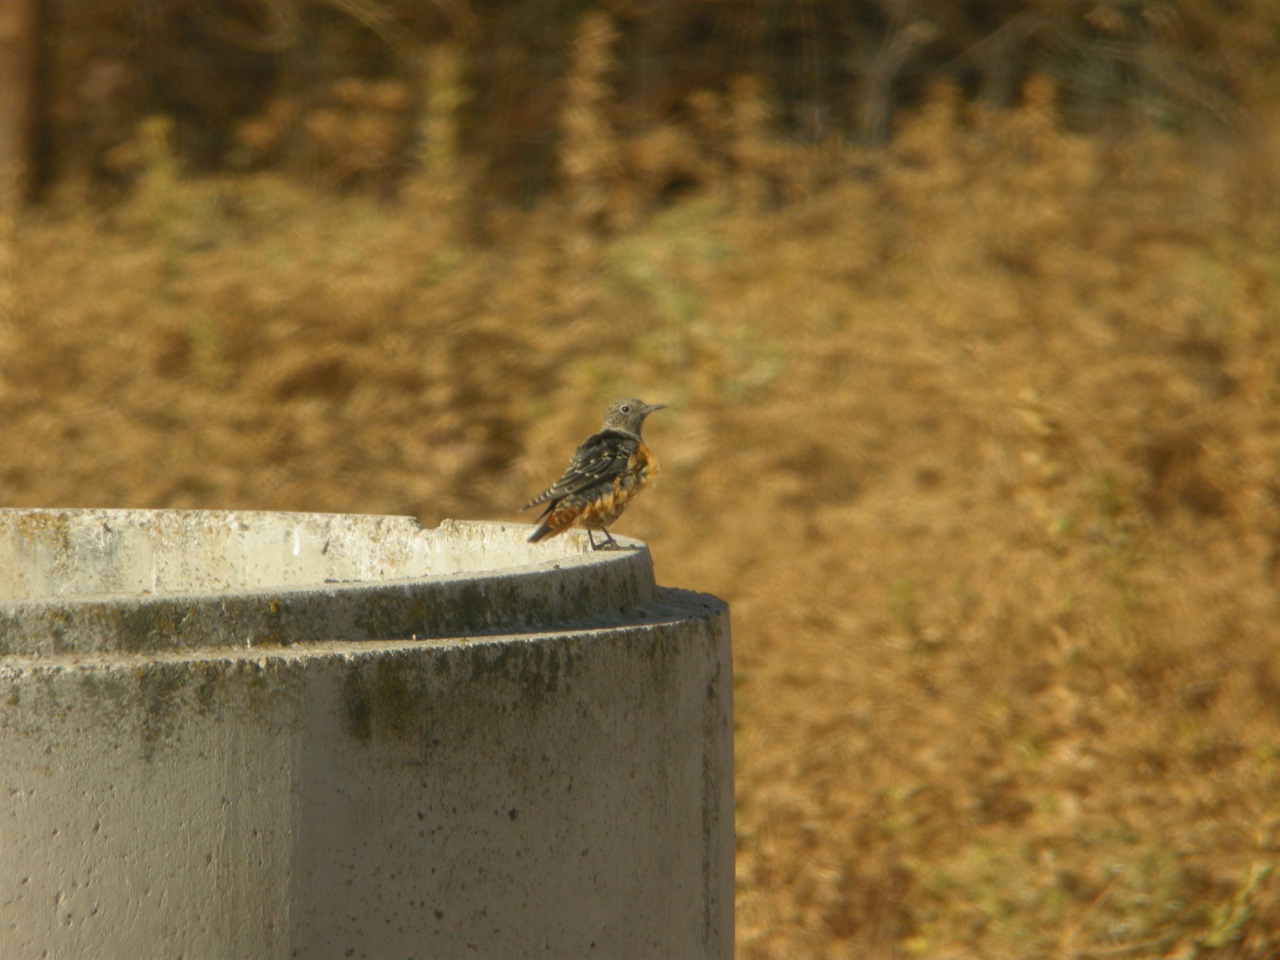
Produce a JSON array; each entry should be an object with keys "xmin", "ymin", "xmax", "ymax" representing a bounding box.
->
[{"xmin": 522, "ymin": 398, "xmax": 665, "ymax": 549}]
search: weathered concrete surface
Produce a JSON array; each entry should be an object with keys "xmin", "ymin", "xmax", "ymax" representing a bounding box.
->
[
  {"xmin": 0, "ymin": 510, "xmax": 658, "ymax": 655},
  {"xmin": 0, "ymin": 511, "xmax": 733, "ymax": 959}
]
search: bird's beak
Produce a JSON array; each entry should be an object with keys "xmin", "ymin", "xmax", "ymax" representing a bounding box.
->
[{"xmin": 645, "ymin": 403, "xmax": 666, "ymax": 415}]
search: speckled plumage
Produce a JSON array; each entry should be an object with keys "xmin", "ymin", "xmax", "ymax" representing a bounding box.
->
[{"xmin": 523, "ymin": 399, "xmax": 664, "ymax": 549}]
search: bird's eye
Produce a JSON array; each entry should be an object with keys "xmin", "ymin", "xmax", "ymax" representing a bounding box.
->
[{"xmin": 620, "ymin": 404, "xmax": 631, "ymax": 413}]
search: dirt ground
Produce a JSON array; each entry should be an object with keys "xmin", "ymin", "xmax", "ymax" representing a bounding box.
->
[{"xmin": 5, "ymin": 86, "xmax": 1280, "ymax": 958}]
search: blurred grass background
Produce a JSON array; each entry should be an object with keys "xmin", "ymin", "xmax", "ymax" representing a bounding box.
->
[{"xmin": 5, "ymin": 1, "xmax": 1280, "ymax": 956}]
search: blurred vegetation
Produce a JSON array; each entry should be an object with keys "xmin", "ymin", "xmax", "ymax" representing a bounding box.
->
[
  {"xmin": 34, "ymin": 0, "xmax": 1280, "ymax": 198},
  {"xmin": 6, "ymin": 2, "xmax": 1280, "ymax": 958}
]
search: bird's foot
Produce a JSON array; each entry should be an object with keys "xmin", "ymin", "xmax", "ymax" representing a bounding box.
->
[{"xmin": 588, "ymin": 529, "xmax": 623, "ymax": 551}]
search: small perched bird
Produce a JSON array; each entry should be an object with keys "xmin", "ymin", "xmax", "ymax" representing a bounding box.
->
[{"xmin": 523, "ymin": 398, "xmax": 665, "ymax": 549}]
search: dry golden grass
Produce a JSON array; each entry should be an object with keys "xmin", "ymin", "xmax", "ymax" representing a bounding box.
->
[{"xmin": 8, "ymin": 79, "xmax": 1280, "ymax": 958}]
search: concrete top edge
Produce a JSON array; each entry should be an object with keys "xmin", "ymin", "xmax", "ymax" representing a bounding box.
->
[
  {"xmin": 0, "ymin": 510, "xmax": 659, "ymax": 656},
  {"xmin": 0, "ymin": 509, "xmax": 641, "ymax": 599}
]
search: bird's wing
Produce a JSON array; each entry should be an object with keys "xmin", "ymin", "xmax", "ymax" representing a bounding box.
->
[{"xmin": 522, "ymin": 431, "xmax": 637, "ymax": 511}]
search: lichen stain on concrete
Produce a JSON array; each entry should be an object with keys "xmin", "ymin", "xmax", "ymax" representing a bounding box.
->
[
  {"xmin": 637, "ymin": 626, "xmax": 686, "ymax": 699},
  {"xmin": 464, "ymin": 638, "xmax": 576, "ymax": 709},
  {"xmin": 8, "ymin": 510, "xmax": 75, "ymax": 561},
  {"xmin": 7, "ymin": 509, "xmax": 74, "ymax": 540},
  {"xmin": 192, "ymin": 659, "xmax": 223, "ymax": 714},
  {"xmin": 351, "ymin": 592, "xmax": 423, "ymax": 642},
  {"xmin": 137, "ymin": 661, "xmax": 185, "ymax": 762},
  {"xmin": 247, "ymin": 596, "xmax": 291, "ymax": 648},
  {"xmin": 337, "ymin": 639, "xmax": 580, "ymax": 749},
  {"xmin": 455, "ymin": 581, "xmax": 487, "ymax": 622},
  {"xmin": 0, "ymin": 609, "xmax": 30, "ymax": 657},
  {"xmin": 64, "ymin": 657, "xmax": 299, "ymax": 762},
  {"xmin": 342, "ymin": 666, "xmax": 372, "ymax": 743},
  {"xmin": 111, "ymin": 602, "xmax": 192, "ymax": 655},
  {"xmin": 47, "ymin": 606, "xmax": 78, "ymax": 657},
  {"xmin": 340, "ymin": 652, "xmax": 438, "ymax": 745},
  {"xmin": 74, "ymin": 668, "xmax": 133, "ymax": 712},
  {"xmin": 432, "ymin": 651, "xmax": 454, "ymax": 678},
  {"xmin": 2, "ymin": 511, "xmax": 77, "ymax": 602}
]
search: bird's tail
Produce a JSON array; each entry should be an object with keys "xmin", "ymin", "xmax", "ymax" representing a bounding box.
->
[{"xmin": 527, "ymin": 523, "xmax": 554, "ymax": 543}]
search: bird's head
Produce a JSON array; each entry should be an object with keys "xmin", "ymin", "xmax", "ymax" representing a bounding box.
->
[{"xmin": 603, "ymin": 398, "xmax": 665, "ymax": 436}]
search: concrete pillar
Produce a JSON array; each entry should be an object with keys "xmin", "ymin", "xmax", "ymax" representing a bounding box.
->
[{"xmin": 0, "ymin": 509, "xmax": 733, "ymax": 959}]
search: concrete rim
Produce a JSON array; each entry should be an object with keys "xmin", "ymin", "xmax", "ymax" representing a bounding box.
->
[{"xmin": 0, "ymin": 510, "xmax": 658, "ymax": 657}]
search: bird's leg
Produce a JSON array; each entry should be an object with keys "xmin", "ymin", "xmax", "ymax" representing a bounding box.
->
[{"xmin": 592, "ymin": 528, "xmax": 621, "ymax": 551}]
